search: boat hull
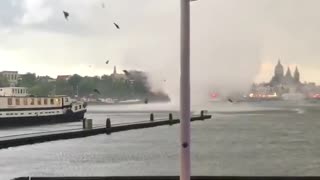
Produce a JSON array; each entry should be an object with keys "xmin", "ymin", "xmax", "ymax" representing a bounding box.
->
[{"xmin": 0, "ymin": 110, "xmax": 86, "ymax": 128}]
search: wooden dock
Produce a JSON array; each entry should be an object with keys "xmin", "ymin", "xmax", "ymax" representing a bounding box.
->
[
  {"xmin": 12, "ymin": 176, "xmax": 320, "ymax": 180},
  {"xmin": 0, "ymin": 113, "xmax": 211, "ymax": 150}
]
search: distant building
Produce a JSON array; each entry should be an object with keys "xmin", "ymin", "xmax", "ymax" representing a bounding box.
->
[
  {"xmin": 57, "ymin": 75, "xmax": 71, "ymax": 81},
  {"xmin": 110, "ymin": 66, "xmax": 127, "ymax": 81},
  {"xmin": 270, "ymin": 60, "xmax": 301, "ymax": 87},
  {"xmin": 251, "ymin": 59, "xmax": 320, "ymax": 98},
  {"xmin": 0, "ymin": 71, "xmax": 19, "ymax": 87}
]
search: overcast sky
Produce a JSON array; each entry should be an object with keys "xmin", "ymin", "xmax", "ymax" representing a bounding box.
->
[{"xmin": 1, "ymin": 0, "xmax": 320, "ymax": 99}]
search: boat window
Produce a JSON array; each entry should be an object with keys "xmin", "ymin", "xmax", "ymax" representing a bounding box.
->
[
  {"xmin": 29, "ymin": 113, "xmax": 32, "ymax": 115},
  {"xmin": 15, "ymin": 98, "xmax": 20, "ymax": 105},
  {"xmin": 44, "ymin": 98, "xmax": 48, "ymax": 105},
  {"xmin": 65, "ymin": 98, "xmax": 69, "ymax": 102},
  {"xmin": 50, "ymin": 99, "xmax": 54, "ymax": 105},
  {"xmin": 75, "ymin": 106, "xmax": 78, "ymax": 110},
  {"xmin": 20, "ymin": 113, "xmax": 24, "ymax": 115},
  {"xmin": 55, "ymin": 98, "xmax": 61, "ymax": 105},
  {"xmin": 11, "ymin": 89, "xmax": 14, "ymax": 94},
  {"xmin": 6, "ymin": 113, "xmax": 10, "ymax": 115},
  {"xmin": 40, "ymin": 112, "xmax": 43, "ymax": 114},
  {"xmin": 23, "ymin": 99, "xmax": 28, "ymax": 105},
  {"xmin": 79, "ymin": 105, "xmax": 82, "ymax": 109},
  {"xmin": 37, "ymin": 98, "xmax": 42, "ymax": 105},
  {"xmin": 8, "ymin": 98, "xmax": 12, "ymax": 105},
  {"xmin": 30, "ymin": 98, "xmax": 35, "ymax": 105}
]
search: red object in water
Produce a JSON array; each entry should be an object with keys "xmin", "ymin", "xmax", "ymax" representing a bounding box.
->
[
  {"xmin": 312, "ymin": 93, "xmax": 320, "ymax": 99},
  {"xmin": 210, "ymin": 93, "xmax": 219, "ymax": 100}
]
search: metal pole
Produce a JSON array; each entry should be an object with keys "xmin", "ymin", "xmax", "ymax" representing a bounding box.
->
[{"xmin": 180, "ymin": 0, "xmax": 191, "ymax": 180}]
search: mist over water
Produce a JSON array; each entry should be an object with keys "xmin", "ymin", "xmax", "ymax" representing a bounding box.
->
[{"xmin": 123, "ymin": 1, "xmax": 262, "ymax": 107}]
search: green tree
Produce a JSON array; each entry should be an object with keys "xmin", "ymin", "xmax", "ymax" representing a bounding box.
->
[
  {"xmin": 68, "ymin": 74, "xmax": 82, "ymax": 96},
  {"xmin": 29, "ymin": 82, "xmax": 54, "ymax": 96},
  {"xmin": 78, "ymin": 76, "xmax": 98, "ymax": 97},
  {"xmin": 19, "ymin": 73, "xmax": 36, "ymax": 87},
  {"xmin": 55, "ymin": 79, "xmax": 73, "ymax": 96}
]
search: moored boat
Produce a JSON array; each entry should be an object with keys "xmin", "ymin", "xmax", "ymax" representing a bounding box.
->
[{"xmin": 0, "ymin": 87, "xmax": 87, "ymax": 127}]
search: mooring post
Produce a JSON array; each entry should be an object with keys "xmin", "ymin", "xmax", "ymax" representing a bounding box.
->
[
  {"xmin": 106, "ymin": 118, "xmax": 111, "ymax": 135},
  {"xmin": 201, "ymin": 110, "xmax": 204, "ymax": 117},
  {"xmin": 169, "ymin": 113, "xmax": 173, "ymax": 126},
  {"xmin": 86, "ymin": 119, "xmax": 93, "ymax": 129},
  {"xmin": 150, "ymin": 113, "xmax": 154, "ymax": 122},
  {"xmin": 82, "ymin": 118, "xmax": 86, "ymax": 129}
]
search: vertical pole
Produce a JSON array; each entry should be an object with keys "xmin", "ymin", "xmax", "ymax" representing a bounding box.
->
[{"xmin": 180, "ymin": 0, "xmax": 191, "ymax": 180}]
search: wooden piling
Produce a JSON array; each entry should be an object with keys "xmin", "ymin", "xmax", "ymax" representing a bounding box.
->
[
  {"xmin": 169, "ymin": 113, "xmax": 173, "ymax": 126},
  {"xmin": 106, "ymin": 118, "xmax": 111, "ymax": 135},
  {"xmin": 82, "ymin": 118, "xmax": 86, "ymax": 129}
]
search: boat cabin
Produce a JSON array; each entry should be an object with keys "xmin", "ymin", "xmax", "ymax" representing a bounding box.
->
[{"xmin": 0, "ymin": 87, "xmax": 28, "ymax": 97}]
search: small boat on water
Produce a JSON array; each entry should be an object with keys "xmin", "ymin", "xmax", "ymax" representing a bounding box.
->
[{"xmin": 0, "ymin": 87, "xmax": 87, "ymax": 127}]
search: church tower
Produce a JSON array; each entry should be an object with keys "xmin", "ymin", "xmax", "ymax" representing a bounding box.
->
[
  {"xmin": 294, "ymin": 66, "xmax": 300, "ymax": 84},
  {"xmin": 274, "ymin": 59, "xmax": 284, "ymax": 78},
  {"xmin": 113, "ymin": 66, "xmax": 117, "ymax": 75},
  {"xmin": 284, "ymin": 67, "xmax": 294, "ymax": 85},
  {"xmin": 285, "ymin": 67, "xmax": 292, "ymax": 78}
]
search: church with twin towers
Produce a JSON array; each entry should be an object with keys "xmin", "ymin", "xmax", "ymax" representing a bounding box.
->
[{"xmin": 270, "ymin": 59, "xmax": 301, "ymax": 87}]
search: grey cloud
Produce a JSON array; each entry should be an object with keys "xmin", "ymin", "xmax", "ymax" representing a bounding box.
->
[{"xmin": 1, "ymin": 0, "xmax": 320, "ymax": 104}]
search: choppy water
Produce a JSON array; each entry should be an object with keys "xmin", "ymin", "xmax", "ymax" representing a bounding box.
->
[{"xmin": 1, "ymin": 101, "xmax": 320, "ymax": 179}]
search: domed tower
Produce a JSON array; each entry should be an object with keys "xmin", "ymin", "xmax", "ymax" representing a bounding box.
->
[
  {"xmin": 274, "ymin": 59, "xmax": 284, "ymax": 78},
  {"xmin": 294, "ymin": 66, "xmax": 300, "ymax": 84}
]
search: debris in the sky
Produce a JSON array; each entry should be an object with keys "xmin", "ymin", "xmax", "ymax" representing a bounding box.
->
[
  {"xmin": 113, "ymin": 22, "xmax": 120, "ymax": 29},
  {"xmin": 144, "ymin": 98, "xmax": 149, "ymax": 104},
  {"xmin": 227, "ymin": 98, "xmax": 233, "ymax": 103},
  {"xmin": 106, "ymin": 60, "xmax": 109, "ymax": 64},
  {"xmin": 93, "ymin": 89, "xmax": 101, "ymax": 94},
  {"xmin": 63, "ymin": 11, "xmax": 69, "ymax": 20},
  {"xmin": 123, "ymin": 70, "xmax": 130, "ymax": 76}
]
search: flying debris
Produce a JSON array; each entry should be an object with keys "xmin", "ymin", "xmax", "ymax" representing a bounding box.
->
[
  {"xmin": 227, "ymin": 98, "xmax": 233, "ymax": 103},
  {"xmin": 144, "ymin": 98, "xmax": 149, "ymax": 104},
  {"xmin": 113, "ymin": 22, "xmax": 120, "ymax": 29},
  {"xmin": 63, "ymin": 11, "xmax": 69, "ymax": 20},
  {"xmin": 93, "ymin": 89, "xmax": 101, "ymax": 94},
  {"xmin": 106, "ymin": 60, "xmax": 109, "ymax": 64},
  {"xmin": 123, "ymin": 70, "xmax": 130, "ymax": 76}
]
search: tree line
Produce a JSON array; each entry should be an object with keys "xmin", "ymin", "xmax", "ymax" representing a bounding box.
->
[{"xmin": 0, "ymin": 71, "xmax": 169, "ymax": 101}]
